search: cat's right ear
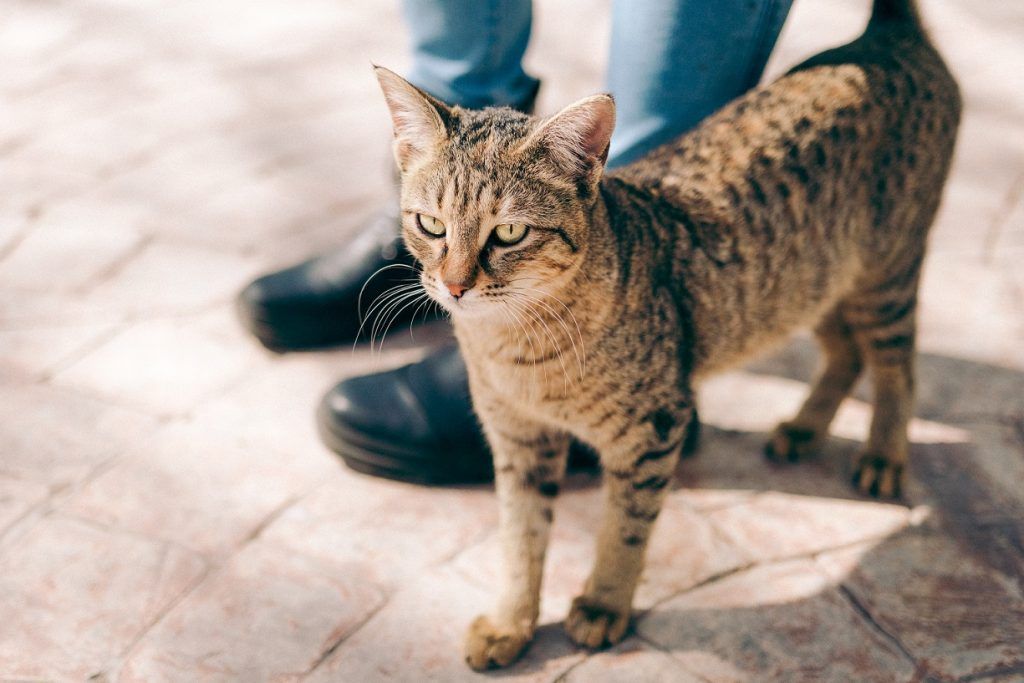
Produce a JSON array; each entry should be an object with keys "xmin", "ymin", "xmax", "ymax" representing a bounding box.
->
[
  {"xmin": 374, "ymin": 66, "xmax": 451, "ymax": 171},
  {"xmin": 519, "ymin": 94, "xmax": 616, "ymax": 190}
]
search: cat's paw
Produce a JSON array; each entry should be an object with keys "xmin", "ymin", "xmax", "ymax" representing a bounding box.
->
[
  {"xmin": 851, "ymin": 451, "xmax": 904, "ymax": 499},
  {"xmin": 764, "ymin": 422, "xmax": 822, "ymax": 463},
  {"xmin": 464, "ymin": 615, "xmax": 532, "ymax": 671},
  {"xmin": 565, "ymin": 596, "xmax": 630, "ymax": 649}
]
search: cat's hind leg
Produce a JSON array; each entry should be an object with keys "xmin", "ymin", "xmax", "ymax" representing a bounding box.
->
[
  {"xmin": 843, "ymin": 271, "xmax": 921, "ymax": 499},
  {"xmin": 766, "ymin": 307, "xmax": 863, "ymax": 462}
]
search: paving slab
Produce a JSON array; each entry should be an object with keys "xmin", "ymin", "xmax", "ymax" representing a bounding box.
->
[
  {"xmin": 0, "ymin": 514, "xmax": 206, "ymax": 681},
  {"xmin": 77, "ymin": 241, "xmax": 264, "ymax": 319},
  {"xmin": 706, "ymin": 491, "xmax": 912, "ymax": 564},
  {"xmin": 303, "ymin": 565, "xmax": 584, "ymax": 683},
  {"xmin": 637, "ymin": 558, "xmax": 917, "ymax": 682},
  {"xmin": 0, "ymin": 321, "xmax": 116, "ymax": 379},
  {"xmin": 453, "ymin": 480, "xmax": 751, "ymax": 622},
  {"xmin": 817, "ymin": 530, "xmax": 1024, "ymax": 680},
  {"xmin": 260, "ymin": 473, "xmax": 496, "ymax": 592},
  {"xmin": 61, "ymin": 419, "xmax": 327, "ymax": 558},
  {"xmin": 0, "ymin": 475, "xmax": 49, "ymax": 534},
  {"xmin": 561, "ymin": 639, "xmax": 704, "ymax": 683},
  {"xmin": 118, "ymin": 540, "xmax": 385, "ymax": 683},
  {"xmin": 50, "ymin": 311, "xmax": 263, "ymax": 418},
  {"xmin": 0, "ymin": 206, "xmax": 145, "ymax": 294},
  {"xmin": 0, "ymin": 377, "xmax": 156, "ymax": 490}
]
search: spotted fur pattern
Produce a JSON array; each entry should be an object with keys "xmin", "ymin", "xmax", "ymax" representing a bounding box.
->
[{"xmin": 375, "ymin": 0, "xmax": 960, "ymax": 669}]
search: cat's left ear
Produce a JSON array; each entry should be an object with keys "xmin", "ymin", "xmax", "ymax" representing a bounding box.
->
[
  {"xmin": 374, "ymin": 65, "xmax": 452, "ymax": 171},
  {"xmin": 520, "ymin": 94, "xmax": 616, "ymax": 188}
]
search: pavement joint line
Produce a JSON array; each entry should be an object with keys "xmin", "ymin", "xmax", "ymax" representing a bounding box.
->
[
  {"xmin": 37, "ymin": 324, "xmax": 126, "ymax": 383},
  {"xmin": 982, "ymin": 166, "xmax": 1024, "ymax": 263},
  {"xmin": 837, "ymin": 583, "xmax": 919, "ymax": 668},
  {"xmin": 299, "ymin": 589, "xmax": 393, "ymax": 679},
  {"xmin": 74, "ymin": 233, "xmax": 155, "ymax": 295}
]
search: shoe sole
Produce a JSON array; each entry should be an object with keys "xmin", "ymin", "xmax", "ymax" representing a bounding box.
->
[
  {"xmin": 317, "ymin": 399, "xmax": 700, "ymax": 486},
  {"xmin": 317, "ymin": 401, "xmax": 494, "ymax": 485}
]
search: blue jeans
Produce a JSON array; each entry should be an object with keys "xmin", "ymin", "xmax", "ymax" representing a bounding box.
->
[{"xmin": 403, "ymin": 0, "xmax": 794, "ymax": 167}]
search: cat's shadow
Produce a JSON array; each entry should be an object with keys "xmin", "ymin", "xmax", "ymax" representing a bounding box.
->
[{"xmin": 481, "ymin": 338, "xmax": 1024, "ymax": 678}]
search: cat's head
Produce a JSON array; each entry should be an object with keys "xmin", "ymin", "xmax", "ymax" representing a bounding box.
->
[{"xmin": 374, "ymin": 66, "xmax": 615, "ymax": 321}]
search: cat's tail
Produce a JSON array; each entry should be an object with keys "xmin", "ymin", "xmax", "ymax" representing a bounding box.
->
[{"xmin": 869, "ymin": 0, "xmax": 923, "ymax": 30}]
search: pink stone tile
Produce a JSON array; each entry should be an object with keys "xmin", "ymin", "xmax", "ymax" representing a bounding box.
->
[
  {"xmin": 0, "ymin": 475, "xmax": 49, "ymax": 533},
  {"xmin": 62, "ymin": 420, "xmax": 327, "ymax": 557},
  {"xmin": 450, "ymin": 492, "xmax": 596, "ymax": 625},
  {"xmin": 918, "ymin": 252, "xmax": 1024, "ymax": 371},
  {"xmin": 260, "ymin": 474, "xmax": 496, "ymax": 591},
  {"xmin": 0, "ymin": 206, "xmax": 145, "ymax": 293},
  {"xmin": 0, "ymin": 322, "xmax": 115, "ymax": 378},
  {"xmin": 0, "ymin": 378, "xmax": 155, "ymax": 489},
  {"xmin": 80, "ymin": 241, "xmax": 263, "ymax": 317},
  {"xmin": 637, "ymin": 559, "xmax": 915, "ymax": 682},
  {"xmin": 673, "ymin": 423, "xmax": 858, "ymax": 502},
  {"xmin": 706, "ymin": 491, "xmax": 911, "ymax": 563},
  {"xmin": 818, "ymin": 530, "xmax": 1024, "ymax": 680},
  {"xmin": 51, "ymin": 312, "xmax": 262, "ymax": 417},
  {"xmin": 668, "ymin": 486, "xmax": 758, "ymax": 513},
  {"xmin": 185, "ymin": 352, "xmax": 353, "ymax": 459},
  {"xmin": 119, "ymin": 541, "xmax": 385, "ymax": 683},
  {"xmin": 305, "ymin": 565, "xmax": 583, "ymax": 683},
  {"xmin": 0, "ymin": 287, "xmax": 118, "ymax": 328},
  {"xmin": 563, "ymin": 640, "xmax": 703, "ymax": 683},
  {"xmin": 635, "ymin": 499, "xmax": 752, "ymax": 609},
  {"xmin": 0, "ymin": 515, "xmax": 205, "ymax": 681},
  {"xmin": 452, "ymin": 481, "xmax": 750, "ymax": 622}
]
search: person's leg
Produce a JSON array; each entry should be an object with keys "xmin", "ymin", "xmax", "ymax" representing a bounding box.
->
[
  {"xmin": 403, "ymin": 0, "xmax": 539, "ymax": 109},
  {"xmin": 607, "ymin": 0, "xmax": 794, "ymax": 167}
]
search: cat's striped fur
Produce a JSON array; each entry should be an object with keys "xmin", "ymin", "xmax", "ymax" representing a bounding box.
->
[{"xmin": 375, "ymin": 0, "xmax": 959, "ymax": 669}]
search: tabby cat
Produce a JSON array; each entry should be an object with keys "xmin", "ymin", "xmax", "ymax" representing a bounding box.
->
[{"xmin": 373, "ymin": 0, "xmax": 959, "ymax": 669}]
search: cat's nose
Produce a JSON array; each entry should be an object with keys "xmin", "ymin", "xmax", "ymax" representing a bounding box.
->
[{"xmin": 445, "ymin": 282, "xmax": 470, "ymax": 299}]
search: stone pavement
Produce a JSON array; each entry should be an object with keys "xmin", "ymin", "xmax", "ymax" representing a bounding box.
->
[{"xmin": 1, "ymin": 0, "xmax": 1022, "ymax": 680}]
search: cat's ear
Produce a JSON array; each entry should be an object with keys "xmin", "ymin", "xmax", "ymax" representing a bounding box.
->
[
  {"xmin": 521, "ymin": 94, "xmax": 616, "ymax": 185},
  {"xmin": 374, "ymin": 66, "xmax": 451, "ymax": 170}
]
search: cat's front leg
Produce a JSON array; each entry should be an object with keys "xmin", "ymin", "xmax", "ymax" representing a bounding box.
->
[
  {"xmin": 566, "ymin": 407, "xmax": 691, "ymax": 649},
  {"xmin": 464, "ymin": 418, "xmax": 570, "ymax": 671}
]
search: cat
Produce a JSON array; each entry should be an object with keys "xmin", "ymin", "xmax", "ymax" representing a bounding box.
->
[{"xmin": 373, "ymin": 0, "xmax": 959, "ymax": 670}]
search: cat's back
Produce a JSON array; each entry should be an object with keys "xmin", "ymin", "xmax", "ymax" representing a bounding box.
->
[
  {"xmin": 609, "ymin": 0, "xmax": 961, "ymax": 272},
  {"xmin": 600, "ymin": 0, "xmax": 962, "ymax": 374}
]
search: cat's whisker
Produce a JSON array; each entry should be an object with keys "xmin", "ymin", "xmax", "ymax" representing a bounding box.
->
[
  {"xmin": 508, "ymin": 293, "xmax": 573, "ymax": 395},
  {"xmin": 375, "ymin": 290, "xmax": 430, "ymax": 355},
  {"xmin": 371, "ymin": 287, "xmax": 428, "ymax": 356},
  {"xmin": 513, "ymin": 288, "xmax": 586, "ymax": 381},
  {"xmin": 361, "ymin": 283, "xmax": 425, "ymax": 353},
  {"xmin": 501, "ymin": 297, "xmax": 546, "ymax": 400},
  {"xmin": 360, "ymin": 282, "xmax": 423, "ymax": 340},
  {"xmin": 356, "ymin": 263, "xmax": 423, "ymax": 322},
  {"xmin": 499, "ymin": 294, "xmax": 548, "ymax": 401},
  {"xmin": 352, "ymin": 282, "xmax": 426, "ymax": 353},
  {"xmin": 502, "ymin": 286, "xmax": 585, "ymax": 384}
]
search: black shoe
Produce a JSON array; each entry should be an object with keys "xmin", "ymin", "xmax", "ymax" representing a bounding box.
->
[
  {"xmin": 236, "ymin": 203, "xmax": 435, "ymax": 351},
  {"xmin": 318, "ymin": 345, "xmax": 493, "ymax": 484},
  {"xmin": 317, "ymin": 345, "xmax": 700, "ymax": 485}
]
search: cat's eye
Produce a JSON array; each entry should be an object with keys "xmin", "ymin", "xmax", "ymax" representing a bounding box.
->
[
  {"xmin": 416, "ymin": 214, "xmax": 446, "ymax": 237},
  {"xmin": 492, "ymin": 223, "xmax": 529, "ymax": 245}
]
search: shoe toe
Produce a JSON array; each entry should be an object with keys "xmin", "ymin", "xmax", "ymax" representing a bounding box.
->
[{"xmin": 320, "ymin": 368, "xmax": 435, "ymax": 447}]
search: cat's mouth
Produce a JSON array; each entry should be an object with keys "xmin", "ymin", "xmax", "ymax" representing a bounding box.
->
[
  {"xmin": 433, "ymin": 291, "xmax": 492, "ymax": 318},
  {"xmin": 423, "ymin": 278, "xmax": 507, "ymax": 321}
]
